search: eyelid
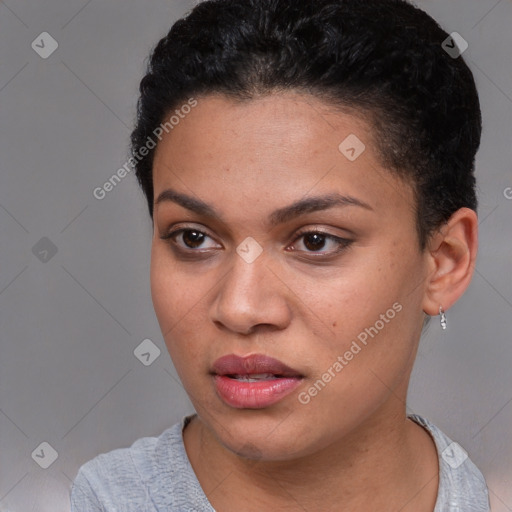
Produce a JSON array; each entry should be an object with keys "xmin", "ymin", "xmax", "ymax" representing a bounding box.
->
[
  {"xmin": 292, "ymin": 225, "xmax": 349, "ymax": 238},
  {"xmin": 161, "ymin": 221, "xmax": 214, "ymax": 236}
]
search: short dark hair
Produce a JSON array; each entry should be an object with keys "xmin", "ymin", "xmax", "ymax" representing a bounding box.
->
[{"xmin": 131, "ymin": 0, "xmax": 481, "ymax": 249}]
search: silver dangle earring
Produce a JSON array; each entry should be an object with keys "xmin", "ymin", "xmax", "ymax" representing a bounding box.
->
[{"xmin": 439, "ymin": 305, "xmax": 447, "ymax": 330}]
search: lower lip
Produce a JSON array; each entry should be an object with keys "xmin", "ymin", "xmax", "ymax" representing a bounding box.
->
[{"xmin": 213, "ymin": 375, "xmax": 303, "ymax": 409}]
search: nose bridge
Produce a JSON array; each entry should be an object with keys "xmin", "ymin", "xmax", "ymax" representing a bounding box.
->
[
  {"xmin": 223, "ymin": 247, "xmax": 273, "ymax": 306},
  {"xmin": 212, "ymin": 246, "xmax": 290, "ymax": 333}
]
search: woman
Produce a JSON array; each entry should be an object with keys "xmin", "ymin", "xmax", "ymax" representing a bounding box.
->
[{"xmin": 71, "ymin": 0, "xmax": 490, "ymax": 510}]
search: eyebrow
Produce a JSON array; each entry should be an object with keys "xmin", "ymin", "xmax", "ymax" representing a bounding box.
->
[{"xmin": 154, "ymin": 188, "xmax": 373, "ymax": 228}]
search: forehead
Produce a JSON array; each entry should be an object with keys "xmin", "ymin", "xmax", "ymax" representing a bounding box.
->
[
  {"xmin": 152, "ymin": 92, "xmax": 415, "ymax": 224},
  {"xmin": 154, "ymin": 92, "xmax": 371, "ymax": 166}
]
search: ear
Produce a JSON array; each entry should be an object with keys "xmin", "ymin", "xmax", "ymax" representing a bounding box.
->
[{"xmin": 422, "ymin": 207, "xmax": 478, "ymax": 316}]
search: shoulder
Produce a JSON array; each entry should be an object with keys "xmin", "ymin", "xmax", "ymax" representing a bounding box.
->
[
  {"xmin": 408, "ymin": 414, "xmax": 490, "ymax": 512},
  {"xmin": 70, "ymin": 417, "xmax": 192, "ymax": 512}
]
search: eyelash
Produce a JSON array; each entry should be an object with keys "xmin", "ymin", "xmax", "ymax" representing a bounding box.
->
[{"xmin": 160, "ymin": 226, "xmax": 353, "ymax": 258}]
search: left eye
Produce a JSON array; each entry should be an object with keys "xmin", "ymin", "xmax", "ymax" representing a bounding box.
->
[{"xmin": 289, "ymin": 231, "xmax": 351, "ymax": 254}]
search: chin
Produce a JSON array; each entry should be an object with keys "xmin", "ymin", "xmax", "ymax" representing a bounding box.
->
[{"xmin": 202, "ymin": 407, "xmax": 321, "ymax": 462}]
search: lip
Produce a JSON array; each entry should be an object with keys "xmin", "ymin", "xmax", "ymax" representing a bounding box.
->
[{"xmin": 211, "ymin": 354, "xmax": 303, "ymax": 409}]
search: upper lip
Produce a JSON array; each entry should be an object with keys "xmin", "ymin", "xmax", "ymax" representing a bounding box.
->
[{"xmin": 212, "ymin": 354, "xmax": 303, "ymax": 377}]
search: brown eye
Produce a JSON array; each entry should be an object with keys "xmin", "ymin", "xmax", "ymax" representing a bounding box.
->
[
  {"xmin": 160, "ymin": 228, "xmax": 219, "ymax": 251},
  {"xmin": 181, "ymin": 230, "xmax": 206, "ymax": 248},
  {"xmin": 303, "ymin": 233, "xmax": 328, "ymax": 251},
  {"xmin": 289, "ymin": 230, "xmax": 353, "ymax": 256}
]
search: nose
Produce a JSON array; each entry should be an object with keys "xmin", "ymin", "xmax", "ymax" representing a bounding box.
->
[{"xmin": 210, "ymin": 247, "xmax": 292, "ymax": 336}]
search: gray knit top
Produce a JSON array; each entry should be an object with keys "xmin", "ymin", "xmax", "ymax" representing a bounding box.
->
[{"xmin": 70, "ymin": 413, "xmax": 490, "ymax": 511}]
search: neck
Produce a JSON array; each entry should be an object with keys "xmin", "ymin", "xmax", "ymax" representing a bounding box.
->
[{"xmin": 183, "ymin": 400, "xmax": 439, "ymax": 511}]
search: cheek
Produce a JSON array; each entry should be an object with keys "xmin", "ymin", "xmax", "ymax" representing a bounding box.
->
[
  {"xmin": 150, "ymin": 248, "xmax": 191, "ymax": 344},
  {"xmin": 150, "ymin": 245, "xmax": 213, "ymax": 366},
  {"xmin": 150, "ymin": 249, "xmax": 176, "ymax": 334},
  {"xmin": 306, "ymin": 251, "xmax": 410, "ymax": 341},
  {"xmin": 305, "ymin": 244, "xmax": 423, "ymax": 377}
]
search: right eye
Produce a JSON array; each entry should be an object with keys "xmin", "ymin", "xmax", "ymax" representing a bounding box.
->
[{"xmin": 160, "ymin": 227, "xmax": 221, "ymax": 251}]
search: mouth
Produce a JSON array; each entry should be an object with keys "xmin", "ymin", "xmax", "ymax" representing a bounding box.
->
[
  {"xmin": 212, "ymin": 353, "xmax": 303, "ymax": 377},
  {"xmin": 211, "ymin": 354, "xmax": 304, "ymax": 409},
  {"xmin": 225, "ymin": 373, "xmax": 284, "ymax": 382}
]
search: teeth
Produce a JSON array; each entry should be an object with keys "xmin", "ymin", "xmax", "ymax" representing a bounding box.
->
[{"xmin": 231, "ymin": 373, "xmax": 279, "ymax": 382}]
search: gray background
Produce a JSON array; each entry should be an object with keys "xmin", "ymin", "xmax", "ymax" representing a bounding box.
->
[{"xmin": 0, "ymin": 0, "xmax": 510, "ymax": 510}]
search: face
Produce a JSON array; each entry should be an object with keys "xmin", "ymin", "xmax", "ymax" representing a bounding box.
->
[{"xmin": 150, "ymin": 92, "xmax": 430, "ymax": 461}]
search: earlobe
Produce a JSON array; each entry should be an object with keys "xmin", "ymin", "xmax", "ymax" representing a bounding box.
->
[{"xmin": 422, "ymin": 207, "xmax": 478, "ymax": 316}]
